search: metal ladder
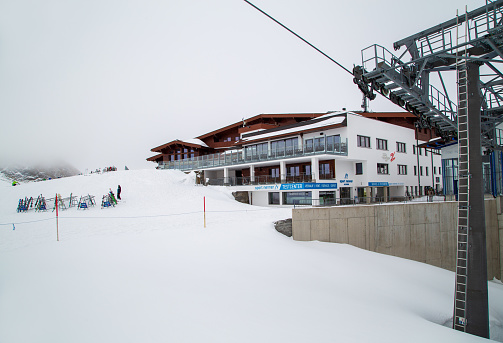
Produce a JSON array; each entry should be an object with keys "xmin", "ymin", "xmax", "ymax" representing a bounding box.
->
[{"xmin": 453, "ymin": 7, "xmax": 470, "ymax": 332}]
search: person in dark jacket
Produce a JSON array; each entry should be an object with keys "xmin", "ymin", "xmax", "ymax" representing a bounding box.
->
[{"xmin": 117, "ymin": 185, "xmax": 122, "ymax": 200}]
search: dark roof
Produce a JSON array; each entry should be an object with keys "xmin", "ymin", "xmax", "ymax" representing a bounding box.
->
[
  {"xmin": 151, "ymin": 139, "xmax": 208, "ymax": 153},
  {"xmin": 196, "ymin": 113, "xmax": 327, "ymax": 140}
]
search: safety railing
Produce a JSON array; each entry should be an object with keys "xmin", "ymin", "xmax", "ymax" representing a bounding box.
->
[
  {"xmin": 290, "ymin": 195, "xmax": 448, "ymax": 207},
  {"xmin": 158, "ymin": 139, "xmax": 348, "ymax": 171},
  {"xmin": 206, "ymin": 173, "xmax": 319, "ymax": 186},
  {"xmin": 361, "ymin": 44, "xmax": 457, "ymax": 121}
]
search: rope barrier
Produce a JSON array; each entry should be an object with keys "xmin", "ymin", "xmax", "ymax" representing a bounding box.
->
[
  {"xmin": 0, "ymin": 217, "xmax": 55, "ymax": 226},
  {"xmin": 0, "ymin": 207, "xmax": 283, "ymax": 227}
]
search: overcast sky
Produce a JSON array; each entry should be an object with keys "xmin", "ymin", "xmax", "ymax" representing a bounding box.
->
[{"xmin": 0, "ymin": 0, "xmax": 483, "ymax": 172}]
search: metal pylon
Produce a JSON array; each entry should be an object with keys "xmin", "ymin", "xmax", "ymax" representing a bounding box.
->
[{"xmin": 452, "ymin": 8, "xmax": 489, "ymax": 338}]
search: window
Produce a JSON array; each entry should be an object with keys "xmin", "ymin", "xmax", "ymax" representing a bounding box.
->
[
  {"xmin": 356, "ymin": 162, "xmax": 363, "ymax": 175},
  {"xmin": 425, "ymin": 149, "xmax": 428, "ymax": 156},
  {"xmin": 326, "ymin": 135, "xmax": 341, "ymax": 151},
  {"xmin": 434, "ymin": 166, "xmax": 437, "ymax": 174},
  {"xmin": 304, "ymin": 139, "xmax": 313, "ymax": 153},
  {"xmin": 320, "ymin": 163, "xmax": 333, "ymax": 179},
  {"xmin": 419, "ymin": 148, "xmax": 422, "ymax": 156},
  {"xmin": 397, "ymin": 142, "xmax": 406, "ymax": 153},
  {"xmin": 439, "ymin": 168, "xmax": 441, "ymax": 175},
  {"xmin": 268, "ymin": 192, "xmax": 280, "ymax": 205},
  {"xmin": 376, "ymin": 138, "xmax": 388, "ymax": 150},
  {"xmin": 357, "ymin": 135, "xmax": 371, "ymax": 148},
  {"xmin": 285, "ymin": 138, "xmax": 298, "ymax": 155},
  {"xmin": 283, "ymin": 191, "xmax": 312, "ymax": 205},
  {"xmin": 377, "ymin": 163, "xmax": 388, "ymax": 174},
  {"xmin": 413, "ymin": 145, "xmax": 416, "ymax": 155},
  {"xmin": 420, "ymin": 166, "xmax": 423, "ymax": 176},
  {"xmin": 245, "ymin": 143, "xmax": 268, "ymax": 159},
  {"xmin": 398, "ymin": 165, "xmax": 407, "ymax": 175},
  {"xmin": 270, "ymin": 168, "xmax": 280, "ymax": 178},
  {"xmin": 414, "ymin": 166, "xmax": 417, "ymax": 176},
  {"xmin": 272, "ymin": 138, "xmax": 298, "ymax": 156},
  {"xmin": 288, "ymin": 166, "xmax": 300, "ymax": 177},
  {"xmin": 426, "ymin": 167, "xmax": 429, "ymax": 176},
  {"xmin": 314, "ymin": 137, "xmax": 325, "ymax": 152}
]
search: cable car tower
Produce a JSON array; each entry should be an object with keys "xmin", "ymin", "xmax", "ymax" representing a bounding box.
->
[
  {"xmin": 245, "ymin": 0, "xmax": 503, "ymax": 338},
  {"xmin": 353, "ymin": 1, "xmax": 503, "ymax": 338}
]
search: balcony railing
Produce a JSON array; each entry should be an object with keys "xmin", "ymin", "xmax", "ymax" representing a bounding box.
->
[
  {"xmin": 158, "ymin": 140, "xmax": 348, "ymax": 171},
  {"xmin": 206, "ymin": 173, "xmax": 320, "ymax": 186}
]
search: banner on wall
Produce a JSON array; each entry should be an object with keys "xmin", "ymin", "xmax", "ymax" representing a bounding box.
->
[
  {"xmin": 368, "ymin": 182, "xmax": 404, "ymax": 187},
  {"xmin": 253, "ymin": 182, "xmax": 338, "ymax": 191}
]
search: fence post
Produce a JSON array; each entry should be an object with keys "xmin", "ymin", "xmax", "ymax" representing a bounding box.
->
[{"xmin": 55, "ymin": 193, "xmax": 59, "ymax": 241}]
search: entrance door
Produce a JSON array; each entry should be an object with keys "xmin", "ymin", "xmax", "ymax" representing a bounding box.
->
[
  {"xmin": 340, "ymin": 187, "xmax": 351, "ymax": 204},
  {"xmin": 236, "ymin": 170, "xmax": 243, "ymax": 185}
]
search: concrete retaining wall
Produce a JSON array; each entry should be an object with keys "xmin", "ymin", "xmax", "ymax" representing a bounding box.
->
[{"xmin": 292, "ymin": 199, "xmax": 502, "ymax": 280}]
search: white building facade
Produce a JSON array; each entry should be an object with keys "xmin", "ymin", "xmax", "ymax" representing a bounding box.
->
[{"xmin": 154, "ymin": 111, "xmax": 443, "ymax": 207}]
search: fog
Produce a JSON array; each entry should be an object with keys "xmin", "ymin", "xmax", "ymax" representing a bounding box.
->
[{"xmin": 0, "ymin": 0, "xmax": 481, "ymax": 172}]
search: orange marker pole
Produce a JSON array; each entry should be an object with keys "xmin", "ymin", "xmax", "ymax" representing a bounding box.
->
[
  {"xmin": 55, "ymin": 193, "xmax": 59, "ymax": 241},
  {"xmin": 204, "ymin": 196, "xmax": 206, "ymax": 228}
]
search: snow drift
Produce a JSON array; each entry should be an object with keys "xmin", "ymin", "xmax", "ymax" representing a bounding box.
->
[{"xmin": 0, "ymin": 169, "xmax": 501, "ymax": 342}]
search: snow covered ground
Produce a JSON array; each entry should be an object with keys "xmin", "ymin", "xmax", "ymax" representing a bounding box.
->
[{"xmin": 0, "ymin": 169, "xmax": 502, "ymax": 342}]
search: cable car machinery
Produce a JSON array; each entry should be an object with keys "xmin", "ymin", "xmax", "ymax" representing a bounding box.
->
[{"xmin": 245, "ymin": 0, "xmax": 503, "ymax": 339}]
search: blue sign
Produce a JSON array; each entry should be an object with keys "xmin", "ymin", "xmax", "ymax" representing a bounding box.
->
[
  {"xmin": 280, "ymin": 182, "xmax": 337, "ymax": 190},
  {"xmin": 368, "ymin": 182, "xmax": 389, "ymax": 187}
]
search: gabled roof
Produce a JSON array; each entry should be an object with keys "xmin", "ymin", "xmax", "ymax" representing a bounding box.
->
[
  {"xmin": 146, "ymin": 153, "xmax": 163, "ymax": 162},
  {"xmin": 241, "ymin": 112, "xmax": 347, "ymax": 143},
  {"xmin": 196, "ymin": 113, "xmax": 327, "ymax": 140},
  {"xmin": 151, "ymin": 139, "xmax": 209, "ymax": 153}
]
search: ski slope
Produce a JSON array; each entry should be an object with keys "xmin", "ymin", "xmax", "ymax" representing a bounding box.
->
[{"xmin": 0, "ymin": 169, "xmax": 502, "ymax": 342}]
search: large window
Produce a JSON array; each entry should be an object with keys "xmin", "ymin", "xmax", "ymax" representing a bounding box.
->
[
  {"xmin": 314, "ymin": 137, "xmax": 325, "ymax": 152},
  {"xmin": 357, "ymin": 135, "xmax": 371, "ymax": 148},
  {"xmin": 397, "ymin": 142, "xmax": 406, "ymax": 153},
  {"xmin": 398, "ymin": 165, "xmax": 407, "ymax": 175},
  {"xmin": 285, "ymin": 138, "xmax": 298, "ymax": 155},
  {"xmin": 305, "ymin": 139, "xmax": 313, "ymax": 153},
  {"xmin": 271, "ymin": 138, "xmax": 298, "ymax": 156},
  {"xmin": 268, "ymin": 192, "xmax": 280, "ymax": 205},
  {"xmin": 377, "ymin": 163, "xmax": 389, "ymax": 174},
  {"xmin": 245, "ymin": 142, "xmax": 268, "ymax": 160},
  {"xmin": 282, "ymin": 192, "xmax": 312, "ymax": 205},
  {"xmin": 376, "ymin": 138, "xmax": 388, "ymax": 150},
  {"xmin": 326, "ymin": 135, "xmax": 341, "ymax": 151}
]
